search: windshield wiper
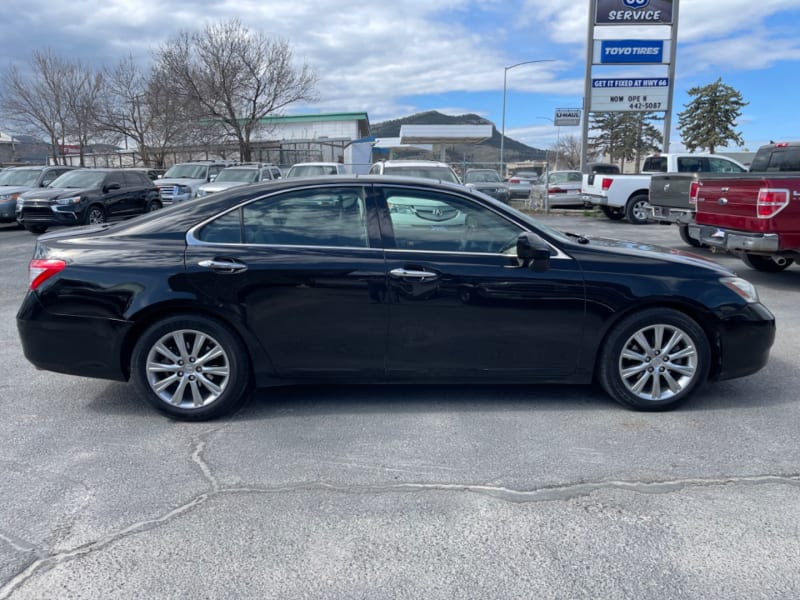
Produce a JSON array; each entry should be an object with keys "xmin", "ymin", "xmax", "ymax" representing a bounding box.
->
[{"xmin": 563, "ymin": 231, "xmax": 590, "ymax": 244}]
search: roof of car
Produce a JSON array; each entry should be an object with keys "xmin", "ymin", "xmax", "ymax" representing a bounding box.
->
[{"xmin": 380, "ymin": 160, "xmax": 452, "ymax": 167}]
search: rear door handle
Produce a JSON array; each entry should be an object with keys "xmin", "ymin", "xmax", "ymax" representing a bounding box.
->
[
  {"xmin": 389, "ymin": 268, "xmax": 438, "ymax": 281},
  {"xmin": 198, "ymin": 259, "xmax": 248, "ymax": 274}
]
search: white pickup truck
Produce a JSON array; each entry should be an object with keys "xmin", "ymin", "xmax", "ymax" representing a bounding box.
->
[{"xmin": 582, "ymin": 153, "xmax": 748, "ymax": 224}]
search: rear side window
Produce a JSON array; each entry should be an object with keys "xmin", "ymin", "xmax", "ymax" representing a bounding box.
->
[
  {"xmin": 106, "ymin": 172, "xmax": 125, "ymax": 187},
  {"xmin": 708, "ymin": 158, "xmax": 746, "ymax": 173},
  {"xmin": 197, "ymin": 187, "xmax": 369, "ymax": 248},
  {"xmin": 643, "ymin": 156, "xmax": 667, "ymax": 172}
]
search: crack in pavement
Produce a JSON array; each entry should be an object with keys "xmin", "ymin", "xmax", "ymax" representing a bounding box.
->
[{"xmin": 3, "ymin": 445, "xmax": 798, "ymax": 599}]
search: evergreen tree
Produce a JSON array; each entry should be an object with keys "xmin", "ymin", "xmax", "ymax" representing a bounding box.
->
[
  {"xmin": 590, "ymin": 112, "xmax": 662, "ymax": 171},
  {"xmin": 677, "ymin": 78, "xmax": 747, "ymax": 153}
]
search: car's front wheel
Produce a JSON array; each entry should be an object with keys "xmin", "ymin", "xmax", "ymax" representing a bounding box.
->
[
  {"xmin": 84, "ymin": 205, "xmax": 107, "ymax": 225},
  {"xmin": 25, "ymin": 224, "xmax": 48, "ymax": 234},
  {"xmin": 598, "ymin": 308, "xmax": 710, "ymax": 411},
  {"xmin": 130, "ymin": 315, "xmax": 252, "ymax": 420}
]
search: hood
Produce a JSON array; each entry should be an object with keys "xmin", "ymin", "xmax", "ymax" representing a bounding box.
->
[
  {"xmin": 584, "ymin": 235, "xmax": 734, "ymax": 275},
  {"xmin": 20, "ymin": 187, "xmax": 96, "ymax": 201},
  {"xmin": 156, "ymin": 177, "xmax": 204, "ymax": 187},
  {"xmin": 0, "ymin": 185, "xmax": 35, "ymax": 196},
  {"xmin": 199, "ymin": 181, "xmax": 248, "ymax": 193}
]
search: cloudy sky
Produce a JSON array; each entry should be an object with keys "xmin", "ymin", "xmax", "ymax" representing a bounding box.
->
[{"xmin": 2, "ymin": 0, "xmax": 799, "ymax": 151}]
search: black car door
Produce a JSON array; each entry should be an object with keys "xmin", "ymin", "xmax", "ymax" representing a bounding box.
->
[
  {"xmin": 183, "ymin": 184, "xmax": 388, "ymax": 378},
  {"xmin": 102, "ymin": 172, "xmax": 129, "ymax": 218},
  {"xmin": 376, "ymin": 184, "xmax": 586, "ymax": 378}
]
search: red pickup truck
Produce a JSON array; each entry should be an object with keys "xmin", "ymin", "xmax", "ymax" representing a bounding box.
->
[{"xmin": 689, "ymin": 141, "xmax": 800, "ymax": 272}]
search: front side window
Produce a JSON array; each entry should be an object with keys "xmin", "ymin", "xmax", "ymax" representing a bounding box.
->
[
  {"xmin": 383, "ymin": 187, "xmax": 522, "ymax": 254},
  {"xmin": 197, "ymin": 187, "xmax": 369, "ymax": 248},
  {"xmin": 708, "ymin": 158, "xmax": 747, "ymax": 173}
]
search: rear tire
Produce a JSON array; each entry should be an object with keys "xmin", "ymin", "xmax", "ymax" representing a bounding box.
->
[
  {"xmin": 600, "ymin": 206, "xmax": 625, "ymax": 221},
  {"xmin": 147, "ymin": 200, "xmax": 162, "ymax": 212},
  {"xmin": 742, "ymin": 253, "xmax": 793, "ymax": 272},
  {"xmin": 131, "ymin": 315, "xmax": 252, "ymax": 421},
  {"xmin": 679, "ymin": 224, "xmax": 704, "ymax": 248},
  {"xmin": 598, "ymin": 308, "xmax": 710, "ymax": 411},
  {"xmin": 625, "ymin": 194, "xmax": 650, "ymax": 225}
]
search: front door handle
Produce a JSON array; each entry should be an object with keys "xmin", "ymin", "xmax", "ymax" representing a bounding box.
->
[
  {"xmin": 198, "ymin": 259, "xmax": 248, "ymax": 274},
  {"xmin": 389, "ymin": 268, "xmax": 438, "ymax": 281}
]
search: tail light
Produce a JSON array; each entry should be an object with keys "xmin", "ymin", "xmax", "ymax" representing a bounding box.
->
[
  {"xmin": 601, "ymin": 177, "xmax": 613, "ymax": 191},
  {"xmin": 689, "ymin": 181, "xmax": 700, "ymax": 206},
  {"xmin": 509, "ymin": 178, "xmax": 520, "ymax": 184},
  {"xmin": 29, "ymin": 259, "xmax": 66, "ymax": 290},
  {"xmin": 548, "ymin": 187, "xmax": 564, "ymax": 194},
  {"xmin": 756, "ymin": 188, "xmax": 789, "ymax": 218}
]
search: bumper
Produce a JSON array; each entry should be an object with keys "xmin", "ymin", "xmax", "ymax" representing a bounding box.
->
[
  {"xmin": 0, "ymin": 199, "xmax": 18, "ymax": 222},
  {"xmin": 649, "ymin": 205, "xmax": 694, "ymax": 225},
  {"xmin": 716, "ymin": 302, "xmax": 775, "ymax": 381},
  {"xmin": 690, "ymin": 225, "xmax": 780, "ymax": 253},
  {"xmin": 20, "ymin": 205, "xmax": 86, "ymax": 226},
  {"xmin": 17, "ymin": 292, "xmax": 131, "ymax": 381}
]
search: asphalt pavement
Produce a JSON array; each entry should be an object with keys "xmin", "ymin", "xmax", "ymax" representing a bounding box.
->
[{"xmin": 0, "ymin": 214, "xmax": 798, "ymax": 599}]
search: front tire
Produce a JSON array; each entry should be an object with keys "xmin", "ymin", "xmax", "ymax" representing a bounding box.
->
[
  {"xmin": 84, "ymin": 205, "xmax": 107, "ymax": 225},
  {"xmin": 742, "ymin": 253, "xmax": 793, "ymax": 272},
  {"xmin": 131, "ymin": 315, "xmax": 252, "ymax": 420},
  {"xmin": 625, "ymin": 194, "xmax": 650, "ymax": 225},
  {"xmin": 25, "ymin": 224, "xmax": 48, "ymax": 234},
  {"xmin": 598, "ymin": 308, "xmax": 710, "ymax": 411},
  {"xmin": 147, "ymin": 200, "xmax": 162, "ymax": 212}
]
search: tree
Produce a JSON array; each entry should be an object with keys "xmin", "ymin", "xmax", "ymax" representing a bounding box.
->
[
  {"xmin": 589, "ymin": 112, "xmax": 662, "ymax": 171},
  {"xmin": 61, "ymin": 60, "xmax": 104, "ymax": 166},
  {"xmin": 553, "ymin": 134, "xmax": 581, "ymax": 170},
  {"xmin": 154, "ymin": 19, "xmax": 317, "ymax": 162},
  {"xmin": 1, "ymin": 49, "xmax": 70, "ymax": 165},
  {"xmin": 678, "ymin": 78, "xmax": 747, "ymax": 153}
]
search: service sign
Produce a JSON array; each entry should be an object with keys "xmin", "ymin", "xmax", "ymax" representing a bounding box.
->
[
  {"xmin": 594, "ymin": 40, "xmax": 668, "ymax": 64},
  {"xmin": 554, "ymin": 109, "xmax": 581, "ymax": 126},
  {"xmin": 595, "ymin": 0, "xmax": 673, "ymax": 25},
  {"xmin": 590, "ymin": 78, "xmax": 669, "ymax": 112}
]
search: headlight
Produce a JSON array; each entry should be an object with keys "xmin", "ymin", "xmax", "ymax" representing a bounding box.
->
[
  {"xmin": 55, "ymin": 196, "xmax": 82, "ymax": 205},
  {"xmin": 720, "ymin": 277, "xmax": 759, "ymax": 303},
  {"xmin": 197, "ymin": 189, "xmax": 207, "ymax": 197},
  {"xmin": 0, "ymin": 193, "xmax": 20, "ymax": 201},
  {"xmin": 175, "ymin": 185, "xmax": 190, "ymax": 194}
]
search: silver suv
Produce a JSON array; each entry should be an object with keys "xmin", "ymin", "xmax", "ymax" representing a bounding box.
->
[
  {"xmin": 197, "ymin": 163, "xmax": 282, "ymax": 197},
  {"xmin": 155, "ymin": 160, "xmax": 237, "ymax": 204},
  {"xmin": 368, "ymin": 160, "xmax": 461, "ymax": 184}
]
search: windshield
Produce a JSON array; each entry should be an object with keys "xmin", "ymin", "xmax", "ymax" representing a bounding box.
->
[
  {"xmin": 163, "ymin": 164, "xmax": 208, "ymax": 179},
  {"xmin": 548, "ymin": 171, "xmax": 582, "ymax": 184},
  {"xmin": 49, "ymin": 171, "xmax": 106, "ymax": 189},
  {"xmin": 215, "ymin": 169, "xmax": 259, "ymax": 183},
  {"xmin": 287, "ymin": 165, "xmax": 340, "ymax": 177},
  {"xmin": 383, "ymin": 166, "xmax": 460, "ymax": 184},
  {"xmin": 0, "ymin": 169, "xmax": 42, "ymax": 187},
  {"xmin": 465, "ymin": 170, "xmax": 502, "ymax": 183}
]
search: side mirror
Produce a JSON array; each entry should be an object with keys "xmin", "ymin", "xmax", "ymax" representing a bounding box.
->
[
  {"xmin": 516, "ymin": 232, "xmax": 551, "ymax": 272},
  {"xmin": 208, "ymin": 175, "xmax": 217, "ymax": 182},
  {"xmin": 104, "ymin": 182, "xmax": 121, "ymax": 192}
]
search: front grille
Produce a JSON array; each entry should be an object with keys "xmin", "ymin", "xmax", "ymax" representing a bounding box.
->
[{"xmin": 22, "ymin": 208, "xmax": 55, "ymax": 222}]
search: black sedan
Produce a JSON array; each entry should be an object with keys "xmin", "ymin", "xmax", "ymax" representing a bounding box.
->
[{"xmin": 17, "ymin": 176, "xmax": 775, "ymax": 420}]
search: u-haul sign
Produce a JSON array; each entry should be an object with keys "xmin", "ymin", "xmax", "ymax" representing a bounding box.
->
[{"xmin": 554, "ymin": 109, "xmax": 581, "ymax": 126}]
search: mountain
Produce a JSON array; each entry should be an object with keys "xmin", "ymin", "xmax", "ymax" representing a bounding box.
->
[{"xmin": 370, "ymin": 111, "xmax": 547, "ymax": 162}]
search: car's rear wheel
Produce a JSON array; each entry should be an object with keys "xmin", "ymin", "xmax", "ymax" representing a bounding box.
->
[
  {"xmin": 25, "ymin": 224, "xmax": 48, "ymax": 234},
  {"xmin": 600, "ymin": 206, "xmax": 624, "ymax": 221},
  {"xmin": 598, "ymin": 308, "xmax": 710, "ymax": 411},
  {"xmin": 148, "ymin": 200, "xmax": 162, "ymax": 212},
  {"xmin": 742, "ymin": 253, "xmax": 793, "ymax": 272},
  {"xmin": 625, "ymin": 194, "xmax": 650, "ymax": 225},
  {"xmin": 679, "ymin": 224, "xmax": 704, "ymax": 248},
  {"xmin": 131, "ymin": 315, "xmax": 252, "ymax": 420},
  {"xmin": 84, "ymin": 205, "xmax": 107, "ymax": 225}
]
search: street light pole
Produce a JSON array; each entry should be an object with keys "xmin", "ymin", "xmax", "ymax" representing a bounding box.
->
[{"xmin": 500, "ymin": 59, "xmax": 554, "ymax": 178}]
